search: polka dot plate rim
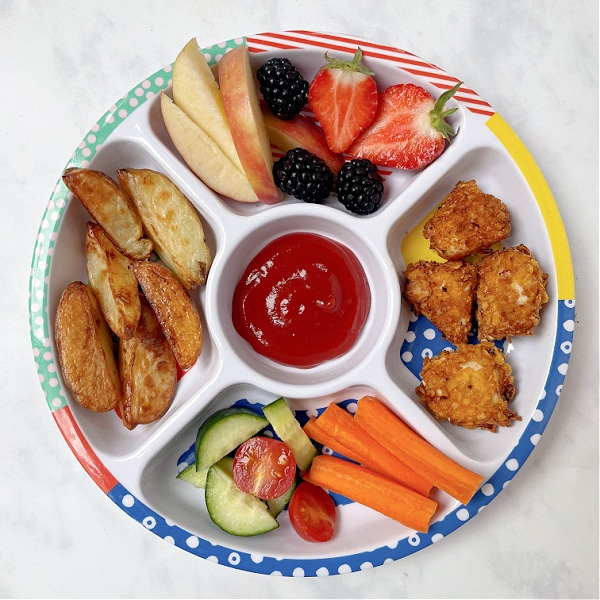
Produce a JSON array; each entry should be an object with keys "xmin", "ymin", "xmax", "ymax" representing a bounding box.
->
[{"xmin": 28, "ymin": 31, "xmax": 575, "ymax": 577}]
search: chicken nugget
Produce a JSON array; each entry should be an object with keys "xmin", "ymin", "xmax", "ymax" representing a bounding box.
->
[
  {"xmin": 404, "ymin": 260, "xmax": 477, "ymax": 344},
  {"xmin": 476, "ymin": 244, "xmax": 549, "ymax": 341},
  {"xmin": 416, "ymin": 342, "xmax": 519, "ymax": 432},
  {"xmin": 423, "ymin": 180, "xmax": 511, "ymax": 260}
]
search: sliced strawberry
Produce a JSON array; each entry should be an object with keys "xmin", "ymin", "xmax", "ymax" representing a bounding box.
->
[
  {"xmin": 308, "ymin": 48, "xmax": 378, "ymax": 154},
  {"xmin": 347, "ymin": 82, "xmax": 462, "ymax": 170}
]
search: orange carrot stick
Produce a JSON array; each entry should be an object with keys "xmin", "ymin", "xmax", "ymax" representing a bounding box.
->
[
  {"xmin": 310, "ymin": 403, "xmax": 433, "ymax": 497},
  {"xmin": 354, "ymin": 396, "xmax": 483, "ymax": 504},
  {"xmin": 303, "ymin": 417, "xmax": 367, "ymax": 465},
  {"xmin": 303, "ymin": 454, "xmax": 437, "ymax": 533}
]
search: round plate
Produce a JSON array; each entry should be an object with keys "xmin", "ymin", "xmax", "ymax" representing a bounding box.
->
[{"xmin": 29, "ymin": 31, "xmax": 575, "ymax": 577}]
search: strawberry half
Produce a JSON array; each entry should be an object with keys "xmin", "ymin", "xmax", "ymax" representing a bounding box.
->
[
  {"xmin": 347, "ymin": 82, "xmax": 462, "ymax": 170},
  {"xmin": 308, "ymin": 48, "xmax": 378, "ymax": 154}
]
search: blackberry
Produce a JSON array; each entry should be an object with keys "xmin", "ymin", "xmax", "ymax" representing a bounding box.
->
[
  {"xmin": 336, "ymin": 159, "xmax": 384, "ymax": 215},
  {"xmin": 273, "ymin": 148, "xmax": 334, "ymax": 203},
  {"xmin": 256, "ymin": 57, "xmax": 309, "ymax": 120}
]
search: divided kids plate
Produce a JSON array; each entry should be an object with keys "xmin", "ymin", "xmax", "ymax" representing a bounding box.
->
[{"xmin": 29, "ymin": 31, "xmax": 575, "ymax": 577}]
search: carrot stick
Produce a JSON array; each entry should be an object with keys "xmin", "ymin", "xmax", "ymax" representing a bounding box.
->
[
  {"xmin": 309, "ymin": 403, "xmax": 433, "ymax": 497},
  {"xmin": 303, "ymin": 417, "xmax": 367, "ymax": 465},
  {"xmin": 354, "ymin": 396, "xmax": 483, "ymax": 504},
  {"xmin": 303, "ymin": 454, "xmax": 437, "ymax": 533}
]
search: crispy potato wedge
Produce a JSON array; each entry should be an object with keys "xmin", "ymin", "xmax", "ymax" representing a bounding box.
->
[
  {"xmin": 54, "ymin": 281, "xmax": 121, "ymax": 412},
  {"xmin": 85, "ymin": 221, "xmax": 141, "ymax": 339},
  {"xmin": 119, "ymin": 295, "xmax": 178, "ymax": 430},
  {"xmin": 133, "ymin": 260, "xmax": 202, "ymax": 370},
  {"xmin": 117, "ymin": 168, "xmax": 212, "ymax": 288},
  {"xmin": 63, "ymin": 167, "xmax": 153, "ymax": 260}
]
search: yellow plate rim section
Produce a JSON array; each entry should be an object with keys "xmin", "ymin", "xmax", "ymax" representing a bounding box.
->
[{"xmin": 486, "ymin": 113, "xmax": 575, "ymax": 300}]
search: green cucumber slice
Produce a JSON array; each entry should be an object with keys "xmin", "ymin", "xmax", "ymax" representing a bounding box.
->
[
  {"xmin": 263, "ymin": 397, "xmax": 317, "ymax": 471},
  {"xmin": 205, "ymin": 457, "xmax": 279, "ymax": 536},
  {"xmin": 176, "ymin": 463, "xmax": 208, "ymax": 488},
  {"xmin": 195, "ymin": 407, "xmax": 268, "ymax": 471},
  {"xmin": 267, "ymin": 476, "xmax": 297, "ymax": 518}
]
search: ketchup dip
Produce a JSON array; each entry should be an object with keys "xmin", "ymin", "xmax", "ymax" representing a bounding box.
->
[{"xmin": 232, "ymin": 232, "xmax": 371, "ymax": 368}]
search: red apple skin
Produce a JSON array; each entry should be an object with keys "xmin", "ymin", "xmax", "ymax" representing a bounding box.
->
[
  {"xmin": 261, "ymin": 105, "xmax": 346, "ymax": 175},
  {"xmin": 218, "ymin": 46, "xmax": 282, "ymax": 205}
]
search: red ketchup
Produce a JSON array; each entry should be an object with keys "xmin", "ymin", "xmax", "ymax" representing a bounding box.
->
[{"xmin": 232, "ymin": 232, "xmax": 371, "ymax": 368}]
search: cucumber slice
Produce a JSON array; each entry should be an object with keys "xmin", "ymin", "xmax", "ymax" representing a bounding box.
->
[
  {"xmin": 267, "ymin": 476, "xmax": 297, "ymax": 518},
  {"xmin": 176, "ymin": 463, "xmax": 208, "ymax": 488},
  {"xmin": 195, "ymin": 407, "xmax": 268, "ymax": 471},
  {"xmin": 205, "ymin": 457, "xmax": 279, "ymax": 536},
  {"xmin": 263, "ymin": 397, "xmax": 317, "ymax": 471}
]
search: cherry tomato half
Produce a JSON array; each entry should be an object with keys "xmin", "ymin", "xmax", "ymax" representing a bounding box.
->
[
  {"xmin": 232, "ymin": 436, "xmax": 296, "ymax": 500},
  {"xmin": 288, "ymin": 481, "xmax": 336, "ymax": 542}
]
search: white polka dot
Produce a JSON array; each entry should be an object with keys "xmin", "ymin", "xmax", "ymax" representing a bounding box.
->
[
  {"xmin": 560, "ymin": 341, "xmax": 572, "ymax": 354},
  {"xmin": 481, "ymin": 482, "xmax": 495, "ymax": 496},
  {"xmin": 408, "ymin": 534, "xmax": 420, "ymax": 546},
  {"xmin": 163, "ymin": 536, "xmax": 175, "ymax": 545},
  {"xmin": 558, "ymin": 362, "xmax": 569, "ymax": 376},
  {"xmin": 424, "ymin": 328, "xmax": 436, "ymax": 340},
  {"xmin": 456, "ymin": 508, "xmax": 470, "ymax": 521},
  {"xmin": 532, "ymin": 408, "xmax": 544, "ymax": 422},
  {"xmin": 505, "ymin": 458, "xmax": 519, "ymax": 471},
  {"xmin": 563, "ymin": 319, "xmax": 575, "ymax": 332},
  {"xmin": 316, "ymin": 567, "xmax": 330, "ymax": 576},
  {"xmin": 401, "ymin": 351, "xmax": 413, "ymax": 363},
  {"xmin": 122, "ymin": 494, "xmax": 135, "ymax": 508},
  {"xmin": 249, "ymin": 554, "xmax": 264, "ymax": 564},
  {"xmin": 359, "ymin": 562, "xmax": 374, "ymax": 570},
  {"xmin": 431, "ymin": 533, "xmax": 444, "ymax": 543},
  {"xmin": 142, "ymin": 516, "xmax": 156, "ymax": 529},
  {"xmin": 185, "ymin": 535, "xmax": 199, "ymax": 549},
  {"xmin": 530, "ymin": 433, "xmax": 541, "ymax": 445},
  {"xmin": 292, "ymin": 567, "xmax": 305, "ymax": 577},
  {"xmin": 421, "ymin": 348, "xmax": 433, "ymax": 359},
  {"xmin": 338, "ymin": 564, "xmax": 352, "ymax": 574},
  {"xmin": 555, "ymin": 383, "xmax": 563, "ymax": 396},
  {"xmin": 405, "ymin": 330, "xmax": 416, "ymax": 342},
  {"xmin": 228, "ymin": 552, "xmax": 241, "ymax": 565}
]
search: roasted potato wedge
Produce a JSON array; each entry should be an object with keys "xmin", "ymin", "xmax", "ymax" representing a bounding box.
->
[
  {"xmin": 85, "ymin": 221, "xmax": 141, "ymax": 340},
  {"xmin": 63, "ymin": 167, "xmax": 153, "ymax": 260},
  {"xmin": 117, "ymin": 168, "xmax": 212, "ymax": 288},
  {"xmin": 54, "ymin": 281, "xmax": 121, "ymax": 412},
  {"xmin": 133, "ymin": 260, "xmax": 203, "ymax": 370},
  {"xmin": 119, "ymin": 295, "xmax": 178, "ymax": 430}
]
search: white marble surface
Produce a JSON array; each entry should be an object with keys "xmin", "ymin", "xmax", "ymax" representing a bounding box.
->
[{"xmin": 1, "ymin": 1, "xmax": 598, "ymax": 597}]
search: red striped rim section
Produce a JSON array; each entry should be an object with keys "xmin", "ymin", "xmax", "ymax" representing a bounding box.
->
[
  {"xmin": 247, "ymin": 30, "xmax": 495, "ymax": 117},
  {"xmin": 53, "ymin": 406, "xmax": 118, "ymax": 494}
]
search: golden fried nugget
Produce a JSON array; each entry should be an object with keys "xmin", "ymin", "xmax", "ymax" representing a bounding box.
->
[
  {"xmin": 423, "ymin": 180, "xmax": 511, "ymax": 260},
  {"xmin": 476, "ymin": 244, "xmax": 549, "ymax": 341},
  {"xmin": 404, "ymin": 260, "xmax": 477, "ymax": 344},
  {"xmin": 416, "ymin": 342, "xmax": 519, "ymax": 432}
]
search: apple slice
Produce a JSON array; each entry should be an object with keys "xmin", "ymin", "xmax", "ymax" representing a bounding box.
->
[
  {"xmin": 160, "ymin": 92, "xmax": 259, "ymax": 203},
  {"xmin": 261, "ymin": 104, "xmax": 346, "ymax": 175},
  {"xmin": 218, "ymin": 45, "xmax": 283, "ymax": 205},
  {"xmin": 172, "ymin": 38, "xmax": 243, "ymax": 172}
]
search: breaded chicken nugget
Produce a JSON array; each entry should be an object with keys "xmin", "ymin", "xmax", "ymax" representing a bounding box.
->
[
  {"xmin": 476, "ymin": 244, "xmax": 549, "ymax": 341},
  {"xmin": 423, "ymin": 180, "xmax": 511, "ymax": 260},
  {"xmin": 416, "ymin": 342, "xmax": 519, "ymax": 432},
  {"xmin": 404, "ymin": 260, "xmax": 477, "ymax": 344}
]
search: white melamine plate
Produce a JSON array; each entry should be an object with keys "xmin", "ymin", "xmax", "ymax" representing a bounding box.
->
[{"xmin": 29, "ymin": 31, "xmax": 575, "ymax": 577}]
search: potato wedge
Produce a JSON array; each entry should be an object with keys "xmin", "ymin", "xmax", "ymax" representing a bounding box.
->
[
  {"xmin": 117, "ymin": 168, "xmax": 212, "ymax": 288},
  {"xmin": 119, "ymin": 295, "xmax": 178, "ymax": 430},
  {"xmin": 63, "ymin": 167, "xmax": 153, "ymax": 260},
  {"xmin": 85, "ymin": 221, "xmax": 141, "ymax": 339},
  {"xmin": 54, "ymin": 281, "xmax": 121, "ymax": 412},
  {"xmin": 133, "ymin": 260, "xmax": 202, "ymax": 370}
]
